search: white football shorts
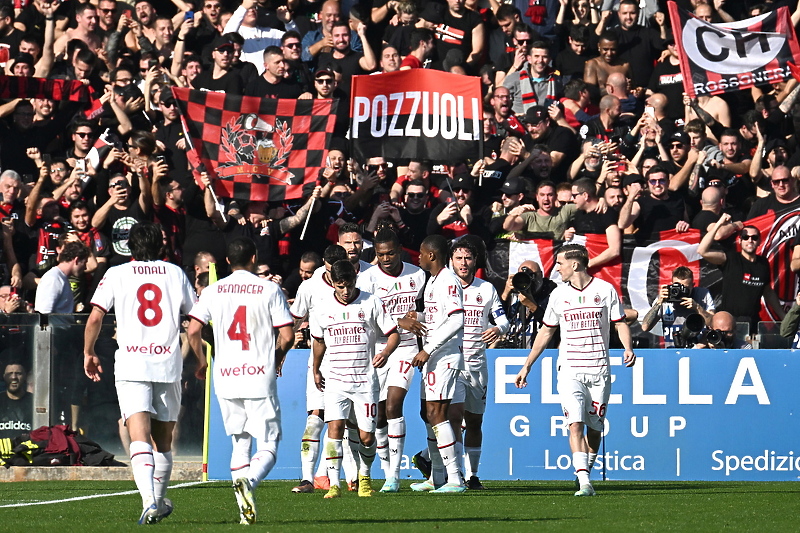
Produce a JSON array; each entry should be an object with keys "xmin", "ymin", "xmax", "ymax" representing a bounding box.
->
[
  {"xmin": 116, "ymin": 380, "xmax": 181, "ymax": 423},
  {"xmin": 557, "ymin": 372, "xmax": 611, "ymax": 432}
]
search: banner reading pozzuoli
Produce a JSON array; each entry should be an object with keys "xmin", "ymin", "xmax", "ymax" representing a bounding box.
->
[
  {"xmin": 668, "ymin": 1, "xmax": 800, "ymax": 98},
  {"xmin": 350, "ymin": 70, "xmax": 482, "ymax": 162}
]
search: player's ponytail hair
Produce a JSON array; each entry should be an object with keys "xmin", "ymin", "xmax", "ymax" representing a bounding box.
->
[{"xmin": 128, "ymin": 222, "xmax": 164, "ymax": 261}]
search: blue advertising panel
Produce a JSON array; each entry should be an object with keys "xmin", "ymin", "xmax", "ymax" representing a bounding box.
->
[{"xmin": 207, "ymin": 349, "xmax": 800, "ymax": 481}]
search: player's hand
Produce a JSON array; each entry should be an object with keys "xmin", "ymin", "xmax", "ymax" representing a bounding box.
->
[
  {"xmin": 84, "ymin": 354, "xmax": 103, "ymax": 382},
  {"xmin": 623, "ymin": 349, "xmax": 636, "ymax": 367},
  {"xmin": 515, "ymin": 368, "xmax": 529, "ymax": 388},
  {"xmin": 397, "ymin": 316, "xmax": 426, "ymax": 336},
  {"xmin": 411, "ymin": 349, "xmax": 430, "ymax": 370},
  {"xmin": 372, "ymin": 351, "xmax": 388, "ymax": 368},
  {"xmin": 314, "ymin": 370, "xmax": 325, "ymax": 391},
  {"xmin": 481, "ymin": 326, "xmax": 501, "ymax": 345}
]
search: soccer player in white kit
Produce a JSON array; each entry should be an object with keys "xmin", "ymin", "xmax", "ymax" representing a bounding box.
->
[
  {"xmin": 515, "ymin": 244, "xmax": 636, "ymax": 496},
  {"xmin": 311, "ymin": 260, "xmax": 400, "ymax": 499},
  {"xmin": 290, "ymin": 245, "xmax": 366, "ymax": 493},
  {"xmin": 360, "ymin": 228, "xmax": 426, "ymax": 493},
  {"xmin": 83, "ymin": 222, "xmax": 197, "ymax": 524},
  {"xmin": 187, "ymin": 237, "xmax": 294, "ymax": 524},
  {"xmin": 449, "ymin": 239, "xmax": 509, "ymax": 490},
  {"xmin": 409, "ymin": 235, "xmax": 466, "ymax": 494}
]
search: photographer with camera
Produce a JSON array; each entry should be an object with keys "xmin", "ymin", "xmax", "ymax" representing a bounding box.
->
[
  {"xmin": 692, "ymin": 311, "xmax": 751, "ymax": 350},
  {"xmin": 641, "ymin": 266, "xmax": 715, "ymax": 348},
  {"xmin": 499, "ymin": 260, "xmax": 557, "ymax": 349}
]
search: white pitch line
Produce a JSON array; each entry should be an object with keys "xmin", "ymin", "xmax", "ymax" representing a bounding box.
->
[{"xmin": 0, "ymin": 480, "xmax": 209, "ymax": 508}]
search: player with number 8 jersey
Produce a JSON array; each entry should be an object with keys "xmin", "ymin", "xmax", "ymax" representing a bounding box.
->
[{"xmin": 84, "ymin": 223, "xmax": 197, "ymax": 525}]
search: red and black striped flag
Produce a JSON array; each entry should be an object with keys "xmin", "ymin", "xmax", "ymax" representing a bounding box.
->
[
  {"xmin": 350, "ymin": 70, "xmax": 481, "ymax": 163},
  {"xmin": 172, "ymin": 88, "xmax": 338, "ymax": 202},
  {"xmin": 669, "ymin": 1, "xmax": 800, "ymax": 98},
  {"xmin": 0, "ymin": 74, "xmax": 90, "ymax": 102}
]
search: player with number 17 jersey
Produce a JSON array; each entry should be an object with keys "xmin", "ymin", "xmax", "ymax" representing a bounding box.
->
[{"xmin": 91, "ymin": 260, "xmax": 195, "ymax": 382}]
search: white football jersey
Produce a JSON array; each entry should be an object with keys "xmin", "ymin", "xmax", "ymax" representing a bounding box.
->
[
  {"xmin": 361, "ymin": 262, "xmax": 425, "ymax": 350},
  {"xmin": 189, "ymin": 269, "xmax": 293, "ymax": 399},
  {"xmin": 462, "ymin": 276, "xmax": 506, "ymax": 371},
  {"xmin": 292, "ymin": 267, "xmax": 371, "ymax": 326},
  {"xmin": 543, "ymin": 277, "xmax": 624, "ymax": 376},
  {"xmin": 422, "ymin": 267, "xmax": 464, "ymax": 371},
  {"xmin": 91, "ymin": 261, "xmax": 195, "ymax": 382},
  {"xmin": 310, "ymin": 290, "xmax": 397, "ymax": 393}
]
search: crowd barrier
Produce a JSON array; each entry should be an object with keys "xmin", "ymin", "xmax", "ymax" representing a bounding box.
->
[{"xmin": 207, "ymin": 349, "xmax": 800, "ymax": 482}]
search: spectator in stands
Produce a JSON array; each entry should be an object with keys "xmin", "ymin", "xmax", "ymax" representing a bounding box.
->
[
  {"xmin": 33, "ymin": 240, "xmax": 89, "ymax": 314},
  {"xmin": 618, "ymin": 165, "xmax": 689, "ymax": 241},
  {"xmin": 427, "ymin": 171, "xmax": 490, "ymax": 241},
  {"xmin": 503, "ymin": 40, "xmax": 563, "ymax": 115},
  {"xmin": 521, "ymin": 105, "xmax": 578, "ymax": 182},
  {"xmin": 640, "ymin": 266, "xmax": 715, "ymax": 348},
  {"xmin": 612, "ymin": 0, "xmax": 664, "ymax": 91},
  {"xmin": 316, "ymin": 20, "xmax": 376, "ymax": 96},
  {"xmin": 0, "ymin": 362, "xmax": 32, "ymax": 438},
  {"xmin": 192, "ymin": 34, "xmax": 243, "ymax": 94},
  {"xmin": 698, "ymin": 214, "xmax": 785, "ymax": 332},
  {"xmin": 489, "ymin": 176, "xmax": 528, "ymax": 239},
  {"xmin": 223, "ymin": 0, "xmax": 295, "ymax": 73},
  {"xmin": 282, "ymin": 250, "xmax": 321, "ymax": 300},
  {"xmin": 503, "ymin": 180, "xmax": 576, "ymax": 240},
  {"xmin": 399, "ymin": 27, "xmax": 434, "ymax": 70},
  {"xmin": 568, "ymin": 178, "xmax": 621, "ymax": 269},
  {"xmin": 244, "ymin": 45, "xmax": 309, "ymax": 98},
  {"xmin": 747, "ymin": 165, "xmax": 800, "ymax": 219}
]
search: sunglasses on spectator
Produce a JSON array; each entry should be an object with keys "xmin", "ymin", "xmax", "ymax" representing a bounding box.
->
[
  {"xmin": 315, "ymin": 78, "xmax": 334, "ymax": 84},
  {"xmin": 670, "ymin": 143, "xmax": 684, "ymax": 148},
  {"xmin": 283, "ymin": 42, "xmax": 301, "ymax": 48},
  {"xmin": 161, "ymin": 100, "xmax": 177, "ymax": 108},
  {"xmin": 571, "ymin": 191, "xmax": 585, "ymax": 198},
  {"xmin": 648, "ymin": 178, "xmax": 667, "ymax": 184},
  {"xmin": 74, "ymin": 131, "xmax": 92, "ymax": 138},
  {"xmin": 771, "ymin": 178, "xmax": 791, "ymax": 185},
  {"xmin": 204, "ymin": 3, "xmax": 220, "ymax": 8},
  {"xmin": 740, "ymin": 233, "xmax": 759, "ymax": 241},
  {"xmin": 99, "ymin": 8, "xmax": 115, "ymax": 13},
  {"xmin": 453, "ymin": 187, "xmax": 469, "ymax": 193},
  {"xmin": 256, "ymin": 270, "xmax": 270, "ymax": 277},
  {"xmin": 406, "ymin": 192, "xmax": 426, "ymax": 199}
]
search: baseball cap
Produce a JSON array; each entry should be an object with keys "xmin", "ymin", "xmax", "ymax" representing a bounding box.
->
[
  {"xmin": 11, "ymin": 53, "xmax": 34, "ymax": 69},
  {"xmin": 622, "ymin": 173, "xmax": 645, "ymax": 187},
  {"xmin": 314, "ymin": 68, "xmax": 334, "ymax": 79},
  {"xmin": 451, "ymin": 172, "xmax": 473, "ymax": 191},
  {"xmin": 524, "ymin": 105, "xmax": 548, "ymax": 125},
  {"xmin": 500, "ymin": 176, "xmax": 526, "ymax": 195},
  {"xmin": 763, "ymin": 138, "xmax": 787, "ymax": 157},
  {"xmin": 669, "ymin": 131, "xmax": 690, "ymax": 146},
  {"xmin": 212, "ymin": 34, "xmax": 236, "ymax": 51}
]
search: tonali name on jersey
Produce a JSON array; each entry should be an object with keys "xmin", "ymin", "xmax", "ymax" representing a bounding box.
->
[
  {"xmin": 461, "ymin": 276, "xmax": 506, "ymax": 370},
  {"xmin": 91, "ymin": 260, "xmax": 196, "ymax": 383}
]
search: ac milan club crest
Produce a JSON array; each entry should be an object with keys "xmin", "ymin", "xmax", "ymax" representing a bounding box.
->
[
  {"xmin": 476, "ymin": 294, "xmax": 483, "ymax": 304},
  {"xmin": 409, "ymin": 279, "xmax": 416, "ymax": 290},
  {"xmin": 594, "ymin": 294, "xmax": 601, "ymax": 305},
  {"xmin": 216, "ymin": 114, "xmax": 297, "ymax": 185},
  {"xmin": 358, "ymin": 309, "xmax": 365, "ymax": 320}
]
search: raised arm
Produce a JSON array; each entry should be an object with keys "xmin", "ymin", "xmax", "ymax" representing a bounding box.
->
[{"xmin": 696, "ymin": 213, "xmax": 729, "ymax": 265}]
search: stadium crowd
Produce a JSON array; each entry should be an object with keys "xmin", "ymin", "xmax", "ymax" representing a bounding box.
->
[{"xmin": 2, "ymin": 0, "xmax": 800, "ymax": 462}]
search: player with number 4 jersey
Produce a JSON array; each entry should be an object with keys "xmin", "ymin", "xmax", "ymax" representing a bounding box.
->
[
  {"xmin": 84, "ymin": 223, "xmax": 197, "ymax": 525},
  {"xmin": 188, "ymin": 237, "xmax": 294, "ymax": 524}
]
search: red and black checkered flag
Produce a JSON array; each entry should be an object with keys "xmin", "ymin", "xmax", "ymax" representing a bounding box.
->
[{"xmin": 172, "ymin": 87, "xmax": 338, "ymax": 202}]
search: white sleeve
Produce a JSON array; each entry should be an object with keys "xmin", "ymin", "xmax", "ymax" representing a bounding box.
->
[
  {"xmin": 422, "ymin": 310, "xmax": 463, "ymax": 355},
  {"xmin": 33, "ymin": 271, "xmax": 58, "ymax": 314},
  {"xmin": 90, "ymin": 270, "xmax": 115, "ymax": 313},
  {"xmin": 270, "ymin": 285, "xmax": 293, "ymax": 327},
  {"xmin": 290, "ymin": 280, "xmax": 311, "ymax": 318},
  {"xmin": 222, "ymin": 6, "xmax": 246, "ymax": 34},
  {"xmin": 188, "ymin": 291, "xmax": 211, "ymax": 325}
]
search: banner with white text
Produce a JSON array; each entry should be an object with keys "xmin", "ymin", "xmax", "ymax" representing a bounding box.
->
[
  {"xmin": 669, "ymin": 2, "xmax": 800, "ymax": 98},
  {"xmin": 206, "ymin": 349, "xmax": 800, "ymax": 481},
  {"xmin": 349, "ymin": 70, "xmax": 482, "ymax": 162}
]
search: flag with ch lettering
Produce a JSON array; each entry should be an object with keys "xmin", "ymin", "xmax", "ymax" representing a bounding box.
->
[
  {"xmin": 668, "ymin": 1, "xmax": 800, "ymax": 98},
  {"xmin": 172, "ymin": 88, "xmax": 338, "ymax": 202},
  {"xmin": 350, "ymin": 70, "xmax": 481, "ymax": 162}
]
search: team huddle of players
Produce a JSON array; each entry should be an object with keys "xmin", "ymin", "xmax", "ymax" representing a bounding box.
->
[{"xmin": 83, "ymin": 220, "xmax": 635, "ymax": 525}]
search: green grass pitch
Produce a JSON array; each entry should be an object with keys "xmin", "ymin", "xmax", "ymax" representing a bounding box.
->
[{"xmin": 2, "ymin": 480, "xmax": 798, "ymax": 532}]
